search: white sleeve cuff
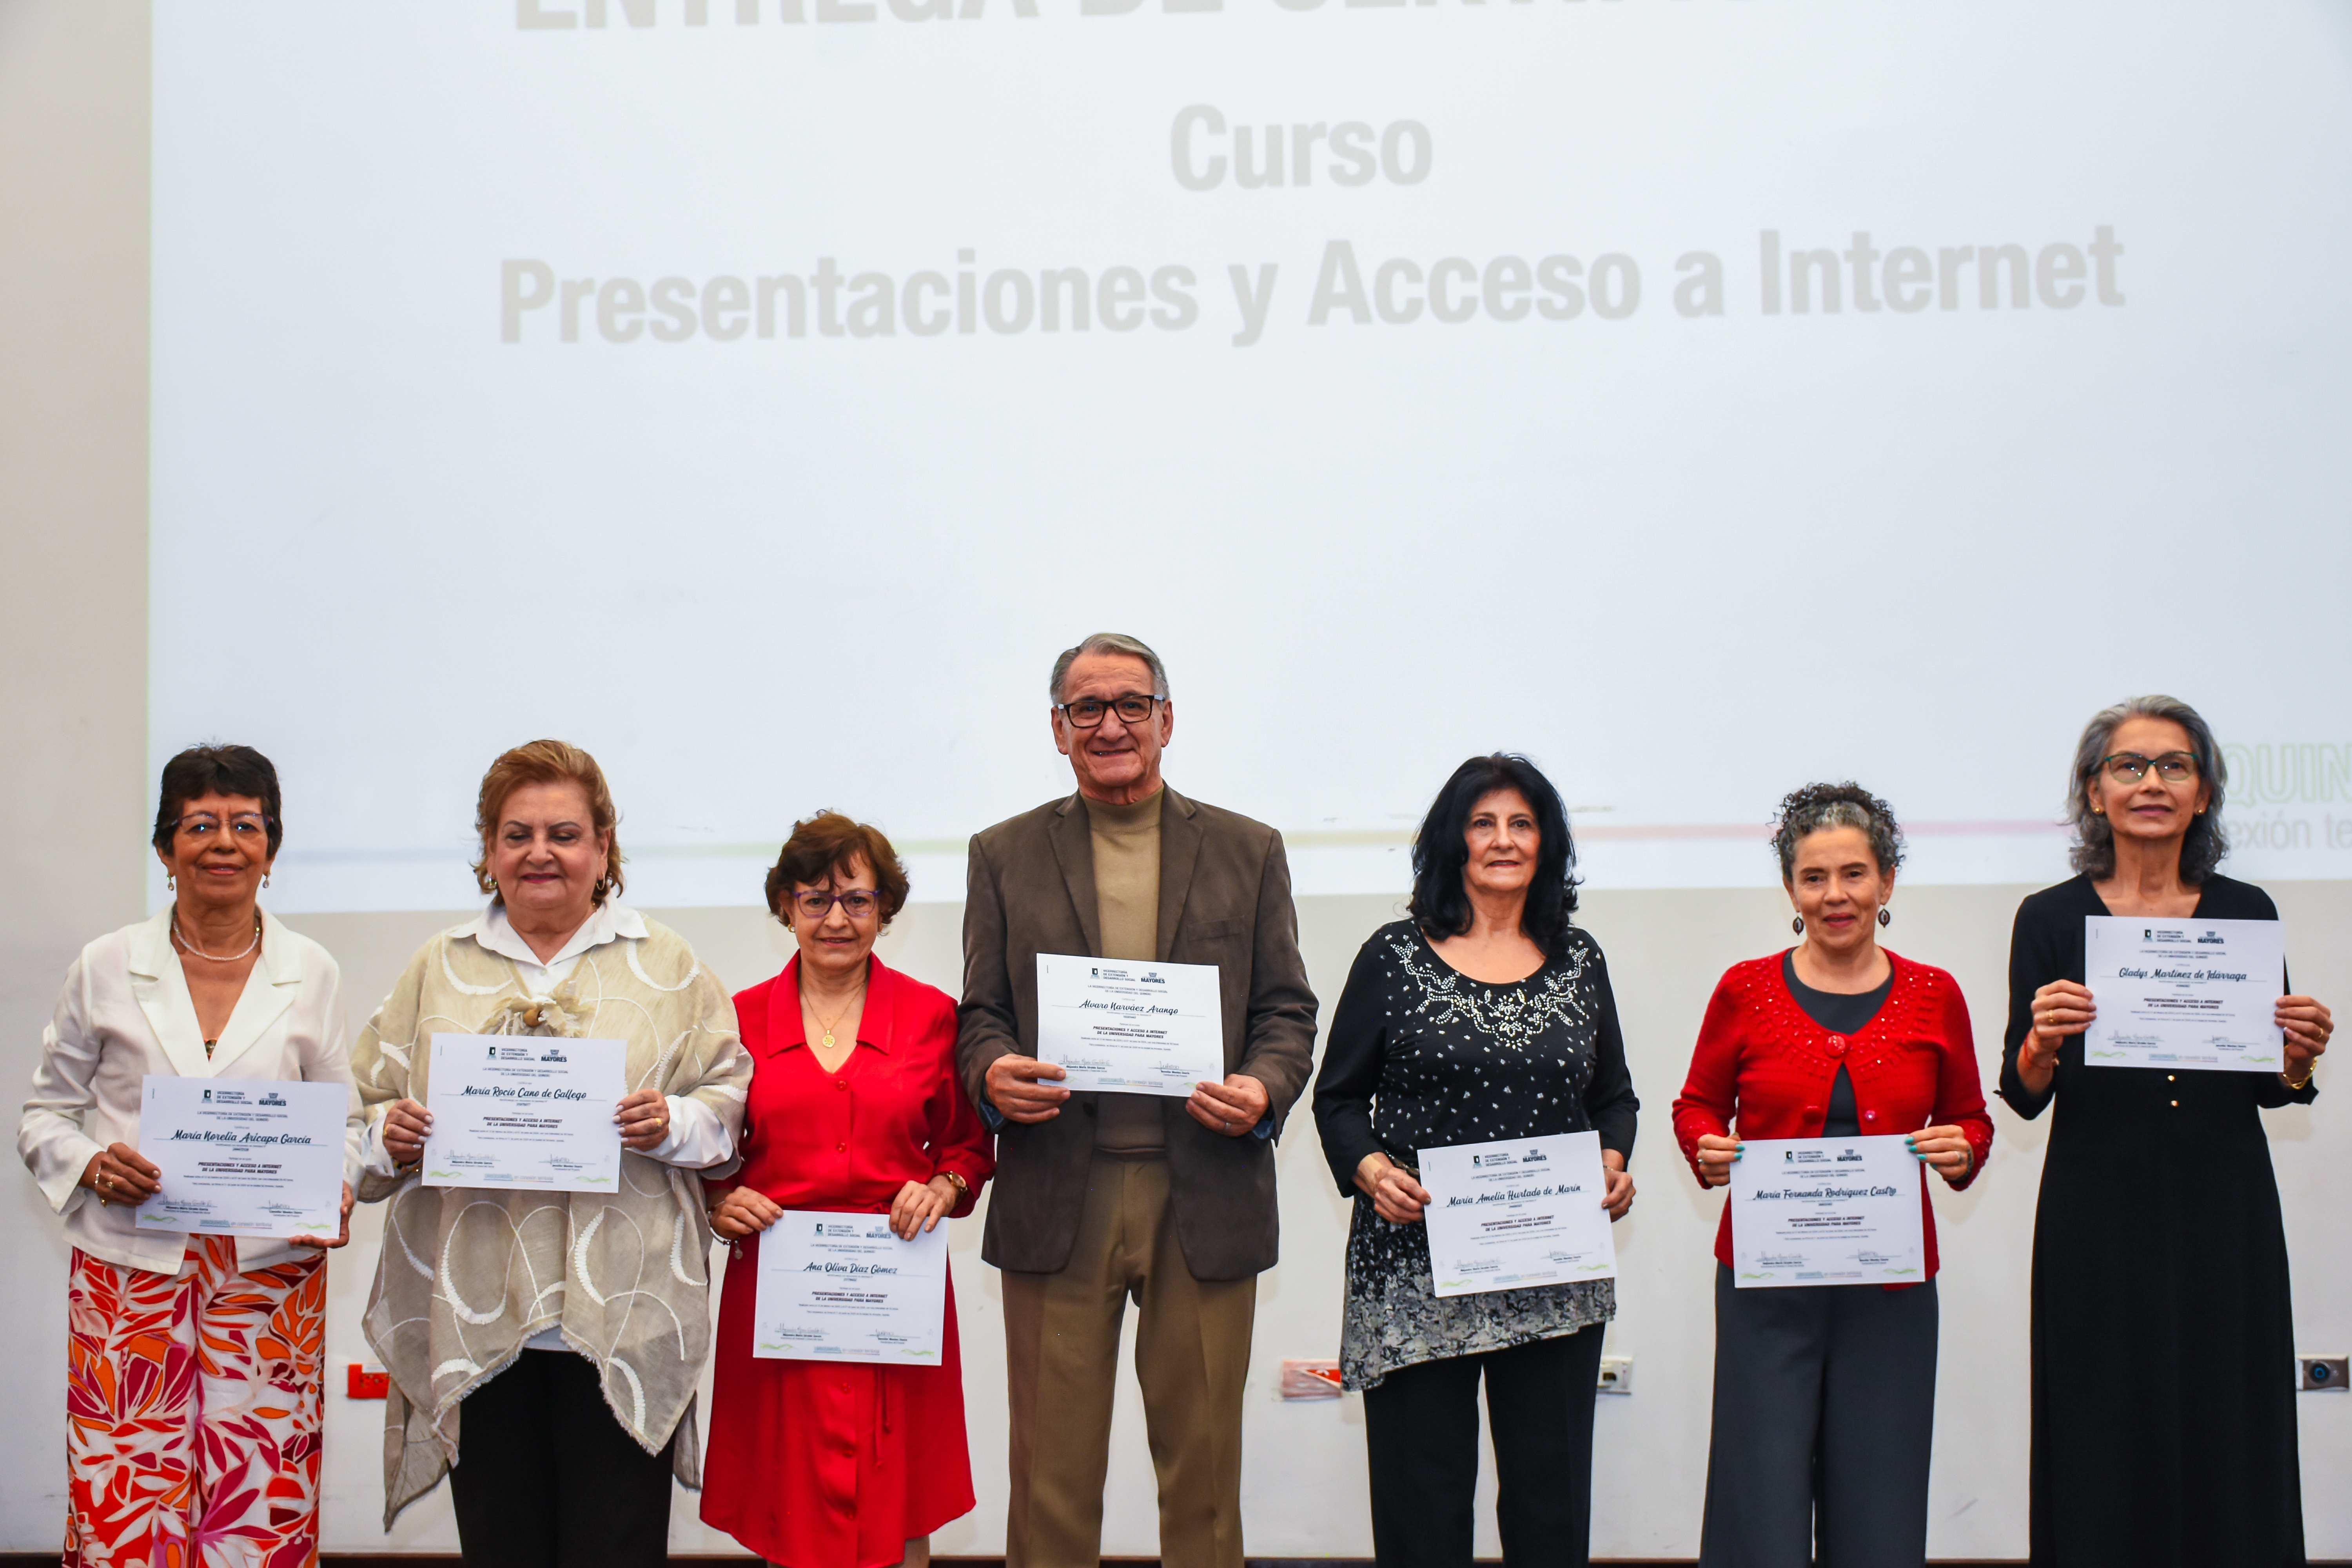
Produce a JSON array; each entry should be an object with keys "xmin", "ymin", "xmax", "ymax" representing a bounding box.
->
[
  {"xmin": 647, "ymin": 1095, "xmax": 733, "ymax": 1170},
  {"xmin": 358, "ymin": 1115, "xmax": 404, "ymax": 1178},
  {"xmin": 35, "ymin": 1134, "xmax": 103, "ymax": 1215}
]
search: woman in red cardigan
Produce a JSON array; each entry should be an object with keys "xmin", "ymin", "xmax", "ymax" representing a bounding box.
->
[
  {"xmin": 1671, "ymin": 784, "xmax": 1992, "ymax": 1568},
  {"xmin": 701, "ymin": 813, "xmax": 995, "ymax": 1568}
]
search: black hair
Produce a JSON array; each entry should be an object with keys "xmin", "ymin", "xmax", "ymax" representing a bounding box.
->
[
  {"xmin": 1408, "ymin": 753, "xmax": 1581, "ymax": 958},
  {"xmin": 1770, "ymin": 782, "xmax": 1902, "ymax": 880},
  {"xmin": 151, "ymin": 744, "xmax": 284, "ymax": 858}
]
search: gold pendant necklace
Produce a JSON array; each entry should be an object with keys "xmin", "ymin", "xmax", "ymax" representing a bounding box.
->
[{"xmin": 809, "ymin": 986, "xmax": 866, "ymax": 1052}]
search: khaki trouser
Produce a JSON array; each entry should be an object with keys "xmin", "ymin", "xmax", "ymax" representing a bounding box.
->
[{"xmin": 1001, "ymin": 1154, "xmax": 1256, "ymax": 1568}]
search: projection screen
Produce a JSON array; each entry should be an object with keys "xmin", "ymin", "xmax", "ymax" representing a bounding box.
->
[{"xmin": 149, "ymin": 0, "xmax": 2352, "ymax": 913}]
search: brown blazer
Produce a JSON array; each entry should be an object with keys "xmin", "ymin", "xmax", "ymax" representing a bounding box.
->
[{"xmin": 956, "ymin": 786, "xmax": 1319, "ymax": 1280}]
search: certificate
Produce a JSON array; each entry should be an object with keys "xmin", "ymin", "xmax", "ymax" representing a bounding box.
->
[
  {"xmin": 421, "ymin": 1033, "xmax": 627, "ymax": 1192},
  {"xmin": 135, "ymin": 1075, "xmax": 348, "ymax": 1239},
  {"xmin": 1418, "ymin": 1131, "xmax": 1617, "ymax": 1298},
  {"xmin": 1035, "ymin": 954, "xmax": 1223, "ymax": 1096},
  {"xmin": 1730, "ymin": 1135, "xmax": 1922, "ymax": 1289},
  {"xmin": 2083, "ymin": 915, "xmax": 2286, "ymax": 1073},
  {"xmin": 751, "ymin": 1212, "xmax": 949, "ymax": 1365}
]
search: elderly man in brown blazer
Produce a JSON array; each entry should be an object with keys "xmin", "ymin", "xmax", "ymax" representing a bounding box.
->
[{"xmin": 958, "ymin": 631, "xmax": 1318, "ymax": 1568}]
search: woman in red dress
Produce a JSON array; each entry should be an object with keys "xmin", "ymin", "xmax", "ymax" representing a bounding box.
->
[{"xmin": 701, "ymin": 813, "xmax": 995, "ymax": 1568}]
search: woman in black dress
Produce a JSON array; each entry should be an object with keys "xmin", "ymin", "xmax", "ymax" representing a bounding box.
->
[
  {"xmin": 1313, "ymin": 753, "xmax": 1638, "ymax": 1568},
  {"xmin": 2002, "ymin": 696, "xmax": 2331, "ymax": 1567}
]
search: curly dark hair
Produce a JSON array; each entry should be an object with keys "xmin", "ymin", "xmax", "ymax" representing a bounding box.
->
[
  {"xmin": 1771, "ymin": 782, "xmax": 1904, "ymax": 881},
  {"xmin": 1409, "ymin": 754, "xmax": 1581, "ymax": 958}
]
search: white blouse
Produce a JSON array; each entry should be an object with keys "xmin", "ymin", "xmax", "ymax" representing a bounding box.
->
[{"xmin": 16, "ymin": 908, "xmax": 364, "ymax": 1275}]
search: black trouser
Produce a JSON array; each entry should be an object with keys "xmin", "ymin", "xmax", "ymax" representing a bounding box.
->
[
  {"xmin": 448, "ymin": 1350, "xmax": 677, "ymax": 1568},
  {"xmin": 1699, "ymin": 1265, "xmax": 1938, "ymax": 1568},
  {"xmin": 1361, "ymin": 1327, "xmax": 1606, "ymax": 1568}
]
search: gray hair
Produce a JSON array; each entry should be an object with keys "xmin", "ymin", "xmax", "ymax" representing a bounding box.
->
[
  {"xmin": 1771, "ymin": 782, "xmax": 1904, "ymax": 880},
  {"xmin": 2065, "ymin": 695, "xmax": 2229, "ymax": 883},
  {"xmin": 1047, "ymin": 632, "xmax": 1171, "ymax": 704}
]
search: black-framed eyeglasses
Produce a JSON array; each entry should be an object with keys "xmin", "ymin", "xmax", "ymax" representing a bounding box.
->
[
  {"xmin": 1058, "ymin": 693, "xmax": 1163, "ymax": 729},
  {"xmin": 2101, "ymin": 751, "xmax": 2199, "ymax": 784},
  {"xmin": 791, "ymin": 889, "xmax": 881, "ymax": 920}
]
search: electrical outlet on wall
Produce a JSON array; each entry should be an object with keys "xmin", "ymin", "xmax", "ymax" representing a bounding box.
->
[
  {"xmin": 2299, "ymin": 1356, "xmax": 2347, "ymax": 1392},
  {"xmin": 346, "ymin": 1364, "xmax": 388, "ymax": 1399},
  {"xmin": 1598, "ymin": 1356, "xmax": 1634, "ymax": 1395}
]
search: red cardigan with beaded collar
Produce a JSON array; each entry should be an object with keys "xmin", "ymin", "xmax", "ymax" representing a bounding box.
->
[{"xmin": 1671, "ymin": 949, "xmax": 1994, "ymax": 1278}]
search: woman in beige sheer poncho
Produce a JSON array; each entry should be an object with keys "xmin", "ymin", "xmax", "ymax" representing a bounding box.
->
[{"xmin": 352, "ymin": 740, "xmax": 750, "ymax": 1568}]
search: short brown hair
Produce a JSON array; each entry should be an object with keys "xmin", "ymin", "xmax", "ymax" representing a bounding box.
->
[
  {"xmin": 764, "ymin": 811, "xmax": 909, "ymax": 927},
  {"xmin": 472, "ymin": 739, "xmax": 625, "ymax": 901}
]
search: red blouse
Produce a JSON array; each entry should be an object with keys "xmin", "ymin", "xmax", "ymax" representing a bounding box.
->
[
  {"xmin": 701, "ymin": 954, "xmax": 995, "ymax": 1568},
  {"xmin": 1670, "ymin": 950, "xmax": 1993, "ymax": 1279}
]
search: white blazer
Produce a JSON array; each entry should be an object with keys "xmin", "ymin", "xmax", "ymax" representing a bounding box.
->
[{"xmin": 17, "ymin": 907, "xmax": 363, "ymax": 1275}]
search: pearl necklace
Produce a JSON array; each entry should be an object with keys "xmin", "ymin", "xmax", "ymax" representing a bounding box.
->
[{"xmin": 173, "ymin": 913, "xmax": 261, "ymax": 962}]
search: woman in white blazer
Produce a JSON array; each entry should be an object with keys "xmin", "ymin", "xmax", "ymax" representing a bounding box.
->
[{"xmin": 17, "ymin": 744, "xmax": 362, "ymax": 1568}]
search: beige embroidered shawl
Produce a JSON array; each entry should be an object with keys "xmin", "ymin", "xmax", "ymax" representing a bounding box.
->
[{"xmin": 352, "ymin": 916, "xmax": 750, "ymax": 1526}]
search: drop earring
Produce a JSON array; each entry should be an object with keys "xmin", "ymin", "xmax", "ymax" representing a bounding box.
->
[
  {"xmin": 262, "ymin": 874, "xmax": 270, "ymax": 889},
  {"xmin": 1791, "ymin": 915, "xmax": 1804, "ymax": 935},
  {"xmin": 166, "ymin": 874, "xmax": 176, "ymax": 893},
  {"xmin": 1878, "ymin": 907, "xmax": 1892, "ymax": 927}
]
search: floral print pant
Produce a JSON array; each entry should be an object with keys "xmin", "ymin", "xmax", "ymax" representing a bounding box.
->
[{"xmin": 64, "ymin": 1238, "xmax": 326, "ymax": 1568}]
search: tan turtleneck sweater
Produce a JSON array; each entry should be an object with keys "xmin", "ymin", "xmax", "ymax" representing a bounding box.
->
[{"xmin": 1085, "ymin": 788, "xmax": 1165, "ymax": 1155}]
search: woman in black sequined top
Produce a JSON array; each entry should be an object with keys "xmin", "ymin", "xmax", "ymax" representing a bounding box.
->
[{"xmin": 1313, "ymin": 753, "xmax": 1637, "ymax": 1568}]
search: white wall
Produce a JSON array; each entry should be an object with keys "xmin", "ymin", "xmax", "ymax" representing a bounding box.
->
[{"xmin": 1, "ymin": 1, "xmax": 2346, "ymax": 1557}]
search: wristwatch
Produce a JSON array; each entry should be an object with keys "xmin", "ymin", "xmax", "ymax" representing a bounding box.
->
[{"xmin": 938, "ymin": 1170, "xmax": 969, "ymax": 1196}]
